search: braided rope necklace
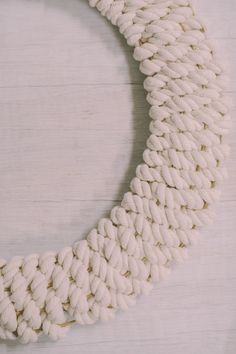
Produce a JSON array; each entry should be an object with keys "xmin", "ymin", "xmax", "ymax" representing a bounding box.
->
[{"xmin": 0, "ymin": 0, "xmax": 229, "ymax": 344}]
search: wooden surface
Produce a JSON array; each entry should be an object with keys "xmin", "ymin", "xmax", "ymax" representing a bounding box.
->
[{"xmin": 0, "ymin": 0, "xmax": 235, "ymax": 353}]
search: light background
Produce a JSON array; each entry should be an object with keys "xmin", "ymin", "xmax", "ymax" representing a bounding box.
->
[{"xmin": 0, "ymin": 0, "xmax": 235, "ymax": 353}]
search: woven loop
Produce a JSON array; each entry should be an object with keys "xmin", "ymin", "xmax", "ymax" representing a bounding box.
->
[{"xmin": 0, "ymin": 0, "xmax": 229, "ymax": 343}]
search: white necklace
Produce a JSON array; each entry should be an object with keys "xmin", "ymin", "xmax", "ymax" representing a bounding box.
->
[{"xmin": 0, "ymin": 0, "xmax": 229, "ymax": 344}]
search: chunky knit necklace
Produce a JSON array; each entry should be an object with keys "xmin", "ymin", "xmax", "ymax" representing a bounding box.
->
[{"xmin": 0, "ymin": 0, "xmax": 229, "ymax": 344}]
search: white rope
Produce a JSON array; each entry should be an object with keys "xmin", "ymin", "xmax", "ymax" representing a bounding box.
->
[{"xmin": 0, "ymin": 0, "xmax": 230, "ymax": 344}]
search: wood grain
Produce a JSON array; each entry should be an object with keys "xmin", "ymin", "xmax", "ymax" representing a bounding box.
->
[{"xmin": 0, "ymin": 0, "xmax": 235, "ymax": 353}]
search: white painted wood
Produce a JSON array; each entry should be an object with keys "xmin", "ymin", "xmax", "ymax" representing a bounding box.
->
[{"xmin": 0, "ymin": 0, "xmax": 235, "ymax": 353}]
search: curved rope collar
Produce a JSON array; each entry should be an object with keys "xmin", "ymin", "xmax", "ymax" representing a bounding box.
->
[{"xmin": 0, "ymin": 0, "xmax": 229, "ymax": 344}]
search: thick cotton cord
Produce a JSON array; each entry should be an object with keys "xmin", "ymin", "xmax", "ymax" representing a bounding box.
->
[{"xmin": 0, "ymin": 0, "xmax": 230, "ymax": 344}]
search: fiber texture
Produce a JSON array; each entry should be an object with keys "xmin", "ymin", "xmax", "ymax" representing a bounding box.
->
[{"xmin": 0, "ymin": 0, "xmax": 230, "ymax": 344}]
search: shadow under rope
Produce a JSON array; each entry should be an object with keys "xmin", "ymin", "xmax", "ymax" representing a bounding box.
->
[{"xmin": 38, "ymin": 0, "xmax": 151, "ymax": 240}]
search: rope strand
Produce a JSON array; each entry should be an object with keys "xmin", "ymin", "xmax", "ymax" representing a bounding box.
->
[{"xmin": 0, "ymin": 0, "xmax": 229, "ymax": 343}]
